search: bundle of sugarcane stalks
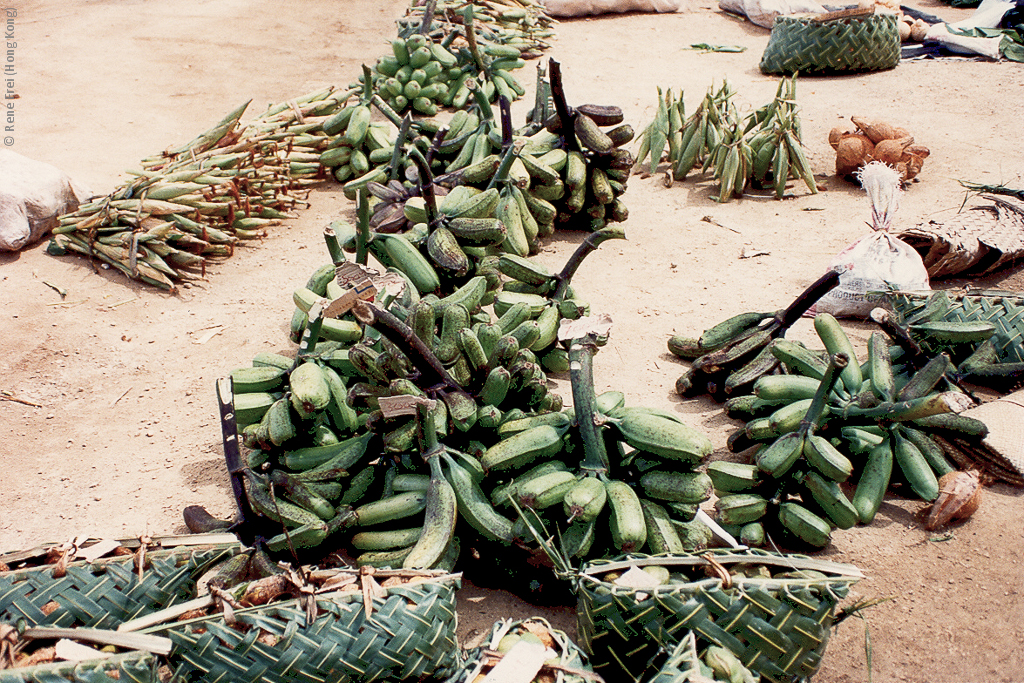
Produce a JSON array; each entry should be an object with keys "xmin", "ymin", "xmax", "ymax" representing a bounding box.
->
[{"xmin": 47, "ymin": 86, "xmax": 357, "ymax": 292}]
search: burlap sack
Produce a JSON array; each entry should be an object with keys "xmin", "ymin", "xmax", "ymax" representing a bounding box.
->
[{"xmin": 0, "ymin": 149, "xmax": 90, "ymax": 252}]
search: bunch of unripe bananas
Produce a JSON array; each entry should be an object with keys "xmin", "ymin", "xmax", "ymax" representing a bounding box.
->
[
  {"xmin": 223, "ymin": 224, "xmax": 653, "ymax": 567},
  {"xmin": 369, "ymin": 5, "xmax": 531, "ymax": 113},
  {"xmin": 318, "ymin": 98, "xmax": 400, "ymax": 187},
  {"xmin": 633, "ymin": 76, "xmax": 817, "ymax": 202},
  {"xmin": 370, "ymin": 34, "xmax": 466, "ymax": 116},
  {"xmin": 691, "ymin": 310, "xmax": 990, "ymax": 549},
  {"xmin": 670, "ymin": 270, "xmax": 842, "ymax": 402},
  {"xmin": 398, "ymin": 0, "xmax": 557, "ymax": 58},
  {"xmin": 495, "ymin": 390, "xmax": 717, "ymax": 563}
]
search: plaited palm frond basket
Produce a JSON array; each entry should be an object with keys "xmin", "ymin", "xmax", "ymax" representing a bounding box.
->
[
  {"xmin": 141, "ymin": 568, "xmax": 461, "ymax": 683},
  {"xmin": 0, "ymin": 535, "xmax": 241, "ymax": 631},
  {"xmin": 646, "ymin": 631, "xmax": 760, "ymax": 683},
  {"xmin": 759, "ymin": 7, "xmax": 900, "ymax": 75},
  {"xmin": 444, "ymin": 617, "xmax": 593, "ymax": 683},
  {"xmin": 0, "ymin": 651, "xmax": 158, "ymax": 683},
  {"xmin": 575, "ymin": 550, "xmax": 863, "ymax": 683},
  {"xmin": 884, "ymin": 289, "xmax": 1024, "ymax": 363}
]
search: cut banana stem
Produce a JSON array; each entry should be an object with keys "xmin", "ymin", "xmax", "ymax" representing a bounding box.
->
[{"xmin": 569, "ymin": 337, "xmax": 609, "ymax": 473}]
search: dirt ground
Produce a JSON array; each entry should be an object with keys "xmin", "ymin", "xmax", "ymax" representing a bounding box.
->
[{"xmin": 2, "ymin": 1, "xmax": 1023, "ymax": 681}]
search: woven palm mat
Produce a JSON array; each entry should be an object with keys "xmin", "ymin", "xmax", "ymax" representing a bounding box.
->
[
  {"xmin": 575, "ymin": 552, "xmax": 862, "ymax": 683},
  {"xmin": 932, "ymin": 389, "xmax": 1024, "ymax": 486},
  {"xmin": 896, "ymin": 195, "xmax": 1024, "ymax": 279},
  {"xmin": 0, "ymin": 543, "xmax": 238, "ymax": 631},
  {"xmin": 147, "ymin": 577, "xmax": 461, "ymax": 683}
]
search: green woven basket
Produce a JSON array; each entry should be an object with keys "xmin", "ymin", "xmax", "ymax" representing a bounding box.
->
[
  {"xmin": 760, "ymin": 9, "xmax": 901, "ymax": 75},
  {"xmin": 141, "ymin": 568, "xmax": 462, "ymax": 683},
  {"xmin": 0, "ymin": 650, "xmax": 158, "ymax": 683},
  {"xmin": 648, "ymin": 631, "xmax": 760, "ymax": 683},
  {"xmin": 0, "ymin": 536, "xmax": 241, "ymax": 631},
  {"xmin": 445, "ymin": 617, "xmax": 592, "ymax": 683},
  {"xmin": 884, "ymin": 289, "xmax": 1024, "ymax": 363},
  {"xmin": 575, "ymin": 550, "xmax": 863, "ymax": 683}
]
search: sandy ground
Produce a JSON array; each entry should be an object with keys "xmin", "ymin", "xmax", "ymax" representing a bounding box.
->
[{"xmin": 2, "ymin": 1, "xmax": 1023, "ymax": 681}]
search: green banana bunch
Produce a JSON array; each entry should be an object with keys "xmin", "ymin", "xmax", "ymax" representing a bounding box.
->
[
  {"xmin": 320, "ymin": 97, "xmax": 401, "ymax": 190},
  {"xmin": 495, "ymin": 331, "xmax": 716, "ymax": 567},
  {"xmin": 712, "ymin": 312, "xmax": 988, "ymax": 549},
  {"xmin": 370, "ymin": 33, "xmax": 465, "ymax": 116},
  {"xmin": 670, "ymin": 270, "xmax": 842, "ymax": 402},
  {"xmin": 396, "ymin": 0, "xmax": 556, "ymax": 58},
  {"xmin": 543, "ymin": 103, "xmax": 634, "ymax": 232}
]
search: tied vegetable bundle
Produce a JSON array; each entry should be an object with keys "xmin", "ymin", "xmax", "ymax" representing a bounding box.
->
[
  {"xmin": 633, "ymin": 76, "xmax": 817, "ymax": 202},
  {"xmin": 47, "ymin": 88, "xmax": 354, "ymax": 291}
]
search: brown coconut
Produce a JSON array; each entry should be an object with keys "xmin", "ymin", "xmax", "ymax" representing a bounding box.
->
[
  {"xmin": 851, "ymin": 116, "xmax": 899, "ymax": 143},
  {"xmin": 926, "ymin": 470, "xmax": 983, "ymax": 530},
  {"xmin": 836, "ymin": 134, "xmax": 875, "ymax": 177},
  {"xmin": 873, "ymin": 136, "xmax": 915, "ymax": 165},
  {"xmin": 910, "ymin": 18, "xmax": 930, "ymax": 42},
  {"xmin": 906, "ymin": 143, "xmax": 930, "ymax": 159},
  {"xmin": 899, "ymin": 19, "xmax": 912, "ymax": 42},
  {"xmin": 828, "ymin": 126, "xmax": 850, "ymax": 150}
]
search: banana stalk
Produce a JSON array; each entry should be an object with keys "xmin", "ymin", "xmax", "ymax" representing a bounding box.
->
[{"xmin": 569, "ymin": 336, "xmax": 609, "ymax": 474}]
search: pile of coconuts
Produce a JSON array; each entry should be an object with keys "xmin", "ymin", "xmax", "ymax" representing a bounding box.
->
[{"xmin": 829, "ymin": 116, "xmax": 931, "ymax": 183}]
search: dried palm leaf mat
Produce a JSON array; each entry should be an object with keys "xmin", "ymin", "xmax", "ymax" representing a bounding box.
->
[
  {"xmin": 760, "ymin": 7, "xmax": 901, "ymax": 75},
  {"xmin": 136, "ymin": 567, "xmax": 461, "ymax": 683},
  {"xmin": 937, "ymin": 389, "xmax": 1024, "ymax": 486},
  {"xmin": 574, "ymin": 550, "xmax": 863, "ymax": 683},
  {"xmin": 0, "ymin": 536, "xmax": 241, "ymax": 631},
  {"xmin": 895, "ymin": 194, "xmax": 1024, "ymax": 279},
  {"xmin": 445, "ymin": 617, "xmax": 595, "ymax": 683}
]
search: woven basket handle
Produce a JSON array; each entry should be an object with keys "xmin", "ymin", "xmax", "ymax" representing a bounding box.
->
[{"xmin": 809, "ymin": 5, "xmax": 875, "ymax": 23}]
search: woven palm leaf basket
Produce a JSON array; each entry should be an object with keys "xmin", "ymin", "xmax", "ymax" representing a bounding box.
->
[
  {"xmin": 0, "ymin": 626, "xmax": 166, "ymax": 683},
  {"xmin": 0, "ymin": 535, "xmax": 241, "ymax": 632},
  {"xmin": 0, "ymin": 651, "xmax": 159, "ymax": 683},
  {"xmin": 137, "ymin": 566, "xmax": 461, "ymax": 683},
  {"xmin": 884, "ymin": 289, "xmax": 1024, "ymax": 364},
  {"xmin": 574, "ymin": 550, "xmax": 863, "ymax": 683},
  {"xmin": 648, "ymin": 631, "xmax": 760, "ymax": 683},
  {"xmin": 444, "ymin": 617, "xmax": 593, "ymax": 683},
  {"xmin": 759, "ymin": 7, "xmax": 901, "ymax": 75}
]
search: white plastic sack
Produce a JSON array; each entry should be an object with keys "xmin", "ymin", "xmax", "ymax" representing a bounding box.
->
[
  {"xmin": 543, "ymin": 0, "xmax": 681, "ymax": 18},
  {"xmin": 809, "ymin": 163, "xmax": 930, "ymax": 319},
  {"xmin": 923, "ymin": 0, "xmax": 1014, "ymax": 59},
  {"xmin": 0, "ymin": 149, "xmax": 90, "ymax": 252},
  {"xmin": 718, "ymin": 0, "xmax": 826, "ymax": 29}
]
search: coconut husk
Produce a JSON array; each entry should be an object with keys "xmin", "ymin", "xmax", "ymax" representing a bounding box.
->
[{"xmin": 896, "ymin": 194, "xmax": 1024, "ymax": 278}]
